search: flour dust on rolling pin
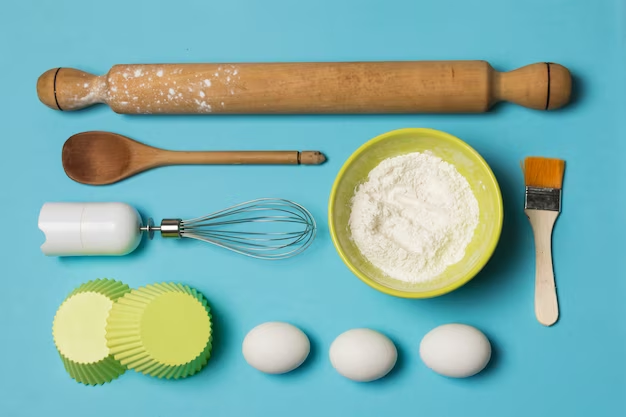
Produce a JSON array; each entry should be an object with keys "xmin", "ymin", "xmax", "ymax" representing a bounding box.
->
[
  {"xmin": 37, "ymin": 61, "xmax": 572, "ymax": 114},
  {"xmin": 106, "ymin": 65, "xmax": 238, "ymax": 114},
  {"xmin": 40, "ymin": 64, "xmax": 243, "ymax": 114}
]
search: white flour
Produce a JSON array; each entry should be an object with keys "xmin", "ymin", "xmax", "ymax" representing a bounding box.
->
[{"xmin": 349, "ymin": 152, "xmax": 479, "ymax": 283}]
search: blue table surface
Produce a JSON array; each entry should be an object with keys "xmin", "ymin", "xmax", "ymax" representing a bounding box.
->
[{"xmin": 1, "ymin": 0, "xmax": 625, "ymax": 416}]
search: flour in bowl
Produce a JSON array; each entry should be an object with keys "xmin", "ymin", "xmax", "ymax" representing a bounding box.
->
[{"xmin": 348, "ymin": 152, "xmax": 479, "ymax": 283}]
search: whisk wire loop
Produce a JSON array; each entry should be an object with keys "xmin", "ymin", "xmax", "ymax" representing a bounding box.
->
[{"xmin": 176, "ymin": 198, "xmax": 316, "ymax": 260}]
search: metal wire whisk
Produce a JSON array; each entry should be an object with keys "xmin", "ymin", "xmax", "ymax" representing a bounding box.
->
[{"xmin": 140, "ymin": 198, "xmax": 316, "ymax": 260}]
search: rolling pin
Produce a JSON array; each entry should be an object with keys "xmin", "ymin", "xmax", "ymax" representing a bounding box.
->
[{"xmin": 37, "ymin": 61, "xmax": 571, "ymax": 114}]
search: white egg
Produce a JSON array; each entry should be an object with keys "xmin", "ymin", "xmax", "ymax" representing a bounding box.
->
[
  {"xmin": 419, "ymin": 323, "xmax": 491, "ymax": 378},
  {"xmin": 329, "ymin": 328, "xmax": 397, "ymax": 382},
  {"xmin": 242, "ymin": 322, "xmax": 310, "ymax": 374}
]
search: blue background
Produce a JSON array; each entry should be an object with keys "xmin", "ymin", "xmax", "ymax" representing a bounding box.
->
[{"xmin": 1, "ymin": 0, "xmax": 624, "ymax": 416}]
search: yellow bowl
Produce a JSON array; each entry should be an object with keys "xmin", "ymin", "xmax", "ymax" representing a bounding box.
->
[{"xmin": 328, "ymin": 128, "xmax": 503, "ymax": 298}]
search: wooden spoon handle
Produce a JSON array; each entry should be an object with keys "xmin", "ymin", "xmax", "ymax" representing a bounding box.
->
[
  {"xmin": 526, "ymin": 209, "xmax": 560, "ymax": 326},
  {"xmin": 37, "ymin": 61, "xmax": 571, "ymax": 114},
  {"xmin": 156, "ymin": 151, "xmax": 325, "ymax": 165}
]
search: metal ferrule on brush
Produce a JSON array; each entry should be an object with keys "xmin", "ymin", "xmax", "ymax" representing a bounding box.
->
[{"xmin": 524, "ymin": 187, "xmax": 561, "ymax": 212}]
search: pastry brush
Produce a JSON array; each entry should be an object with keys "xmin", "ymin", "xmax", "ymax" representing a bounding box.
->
[{"xmin": 524, "ymin": 157, "xmax": 565, "ymax": 326}]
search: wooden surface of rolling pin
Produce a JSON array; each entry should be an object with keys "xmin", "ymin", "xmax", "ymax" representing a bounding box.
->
[{"xmin": 37, "ymin": 61, "xmax": 571, "ymax": 114}]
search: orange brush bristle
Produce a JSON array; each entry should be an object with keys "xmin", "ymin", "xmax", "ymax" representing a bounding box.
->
[{"xmin": 524, "ymin": 157, "xmax": 565, "ymax": 189}]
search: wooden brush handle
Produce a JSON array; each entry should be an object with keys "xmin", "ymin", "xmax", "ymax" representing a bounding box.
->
[
  {"xmin": 37, "ymin": 61, "xmax": 571, "ymax": 114},
  {"xmin": 155, "ymin": 151, "xmax": 324, "ymax": 165},
  {"xmin": 526, "ymin": 210, "xmax": 560, "ymax": 326}
]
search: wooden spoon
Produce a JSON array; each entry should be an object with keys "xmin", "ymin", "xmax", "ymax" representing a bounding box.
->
[{"xmin": 62, "ymin": 131, "xmax": 326, "ymax": 185}]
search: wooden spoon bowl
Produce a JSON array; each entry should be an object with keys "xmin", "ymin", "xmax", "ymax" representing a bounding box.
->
[{"xmin": 63, "ymin": 132, "xmax": 140, "ymax": 185}]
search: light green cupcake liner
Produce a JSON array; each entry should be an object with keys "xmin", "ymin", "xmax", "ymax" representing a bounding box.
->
[
  {"xmin": 106, "ymin": 282, "xmax": 213, "ymax": 379},
  {"xmin": 52, "ymin": 279, "xmax": 131, "ymax": 385}
]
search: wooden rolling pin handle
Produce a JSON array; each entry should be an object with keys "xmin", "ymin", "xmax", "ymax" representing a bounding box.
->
[
  {"xmin": 37, "ymin": 68, "xmax": 105, "ymax": 111},
  {"xmin": 493, "ymin": 62, "xmax": 571, "ymax": 110},
  {"xmin": 37, "ymin": 62, "xmax": 571, "ymax": 114}
]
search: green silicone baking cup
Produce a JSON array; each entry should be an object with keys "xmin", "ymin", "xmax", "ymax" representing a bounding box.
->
[
  {"xmin": 106, "ymin": 283, "xmax": 213, "ymax": 379},
  {"xmin": 52, "ymin": 279, "xmax": 131, "ymax": 385}
]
